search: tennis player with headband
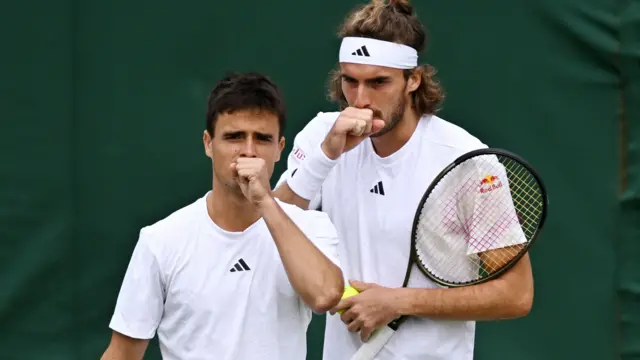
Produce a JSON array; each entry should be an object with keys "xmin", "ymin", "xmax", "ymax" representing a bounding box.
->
[{"xmin": 273, "ymin": 1, "xmax": 534, "ymax": 359}]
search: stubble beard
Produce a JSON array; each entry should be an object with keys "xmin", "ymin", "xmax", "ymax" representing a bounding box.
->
[
  {"xmin": 213, "ymin": 169, "xmax": 245, "ymax": 199},
  {"xmin": 369, "ymin": 95, "xmax": 407, "ymax": 138}
]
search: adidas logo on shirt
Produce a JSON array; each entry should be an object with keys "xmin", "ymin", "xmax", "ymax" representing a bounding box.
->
[
  {"xmin": 351, "ymin": 45, "xmax": 370, "ymax": 57},
  {"xmin": 369, "ymin": 181, "xmax": 385, "ymax": 195},
  {"xmin": 229, "ymin": 258, "xmax": 251, "ymax": 272}
]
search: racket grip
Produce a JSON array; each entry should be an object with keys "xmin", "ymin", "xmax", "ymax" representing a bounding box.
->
[{"xmin": 349, "ymin": 326, "xmax": 395, "ymax": 360}]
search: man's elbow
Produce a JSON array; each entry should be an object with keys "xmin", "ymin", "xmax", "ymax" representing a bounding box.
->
[
  {"xmin": 501, "ymin": 257, "xmax": 534, "ymax": 319},
  {"xmin": 506, "ymin": 287, "xmax": 534, "ymax": 318},
  {"xmin": 310, "ymin": 290, "xmax": 343, "ymax": 314},
  {"xmin": 309, "ymin": 276, "xmax": 344, "ymax": 313}
]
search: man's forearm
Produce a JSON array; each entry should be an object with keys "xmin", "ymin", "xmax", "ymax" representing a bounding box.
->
[
  {"xmin": 259, "ymin": 196, "xmax": 343, "ymax": 312},
  {"xmin": 272, "ymin": 183, "xmax": 311, "ymax": 210},
  {"xmin": 101, "ymin": 332, "xmax": 148, "ymax": 360},
  {"xmin": 394, "ymin": 262, "xmax": 534, "ymax": 321},
  {"xmin": 275, "ymin": 142, "xmax": 338, "ymax": 210}
]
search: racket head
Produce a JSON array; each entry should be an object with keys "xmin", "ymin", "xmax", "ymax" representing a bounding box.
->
[{"xmin": 409, "ymin": 148, "xmax": 548, "ymax": 288}]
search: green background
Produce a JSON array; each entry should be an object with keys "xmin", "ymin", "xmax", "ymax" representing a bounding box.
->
[{"xmin": 0, "ymin": 0, "xmax": 637, "ymax": 359}]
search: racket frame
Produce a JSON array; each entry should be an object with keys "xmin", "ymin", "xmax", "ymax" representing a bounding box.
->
[
  {"xmin": 387, "ymin": 148, "xmax": 548, "ymax": 332},
  {"xmin": 350, "ymin": 148, "xmax": 548, "ymax": 360}
]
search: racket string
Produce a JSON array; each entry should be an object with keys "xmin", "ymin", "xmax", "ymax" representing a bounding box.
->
[{"xmin": 414, "ymin": 154, "xmax": 544, "ymax": 285}]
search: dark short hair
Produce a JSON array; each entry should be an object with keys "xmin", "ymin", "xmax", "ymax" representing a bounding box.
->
[{"xmin": 206, "ymin": 72, "xmax": 287, "ymax": 137}]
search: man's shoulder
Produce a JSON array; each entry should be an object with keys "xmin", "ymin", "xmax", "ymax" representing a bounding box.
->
[
  {"xmin": 294, "ymin": 111, "xmax": 340, "ymax": 138},
  {"xmin": 426, "ymin": 115, "xmax": 488, "ymax": 152},
  {"xmin": 275, "ymin": 199, "xmax": 337, "ymax": 238},
  {"xmin": 276, "ymin": 198, "xmax": 331, "ymax": 223},
  {"xmin": 138, "ymin": 195, "xmax": 206, "ymax": 246},
  {"xmin": 308, "ymin": 111, "xmax": 341, "ymax": 128}
]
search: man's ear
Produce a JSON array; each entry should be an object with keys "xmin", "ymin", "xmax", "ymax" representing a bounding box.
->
[
  {"xmin": 275, "ymin": 136, "xmax": 285, "ymax": 162},
  {"xmin": 203, "ymin": 130, "xmax": 213, "ymax": 158},
  {"xmin": 407, "ymin": 67, "xmax": 422, "ymax": 93}
]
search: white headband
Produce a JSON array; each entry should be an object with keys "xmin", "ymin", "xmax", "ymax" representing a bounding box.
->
[{"xmin": 339, "ymin": 37, "xmax": 418, "ymax": 69}]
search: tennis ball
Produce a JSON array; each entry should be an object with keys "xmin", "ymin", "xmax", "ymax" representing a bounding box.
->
[{"xmin": 338, "ymin": 286, "xmax": 360, "ymax": 314}]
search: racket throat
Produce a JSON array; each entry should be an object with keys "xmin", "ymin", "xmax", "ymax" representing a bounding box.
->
[{"xmin": 387, "ymin": 317, "xmax": 404, "ymax": 330}]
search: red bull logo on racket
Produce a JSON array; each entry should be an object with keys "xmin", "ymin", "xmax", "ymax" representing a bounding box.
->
[{"xmin": 479, "ymin": 175, "xmax": 502, "ymax": 193}]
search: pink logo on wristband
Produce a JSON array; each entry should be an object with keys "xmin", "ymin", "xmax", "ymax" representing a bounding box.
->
[{"xmin": 292, "ymin": 147, "xmax": 306, "ymax": 161}]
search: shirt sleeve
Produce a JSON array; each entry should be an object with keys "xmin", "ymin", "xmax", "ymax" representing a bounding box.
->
[
  {"xmin": 298, "ymin": 210, "xmax": 341, "ymax": 269},
  {"xmin": 458, "ymin": 155, "xmax": 528, "ymax": 256},
  {"xmin": 108, "ymin": 230, "xmax": 166, "ymax": 339},
  {"xmin": 274, "ymin": 112, "xmax": 336, "ymax": 211}
]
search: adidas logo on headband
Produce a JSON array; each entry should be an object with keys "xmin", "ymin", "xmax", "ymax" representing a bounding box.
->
[
  {"xmin": 339, "ymin": 37, "xmax": 418, "ymax": 69},
  {"xmin": 351, "ymin": 45, "xmax": 370, "ymax": 57}
]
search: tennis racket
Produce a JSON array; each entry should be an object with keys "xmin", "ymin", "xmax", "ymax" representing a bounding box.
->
[{"xmin": 349, "ymin": 148, "xmax": 548, "ymax": 360}]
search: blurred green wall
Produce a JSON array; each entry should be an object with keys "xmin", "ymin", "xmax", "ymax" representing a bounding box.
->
[{"xmin": 1, "ymin": 0, "xmax": 637, "ymax": 359}]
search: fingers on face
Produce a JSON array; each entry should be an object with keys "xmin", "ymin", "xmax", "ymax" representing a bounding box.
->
[
  {"xmin": 235, "ymin": 157, "xmax": 264, "ymax": 166},
  {"xmin": 346, "ymin": 107, "xmax": 373, "ymax": 121},
  {"xmin": 364, "ymin": 118, "xmax": 373, "ymax": 134},
  {"xmin": 345, "ymin": 107, "xmax": 376, "ymax": 137},
  {"xmin": 350, "ymin": 119, "xmax": 367, "ymax": 137},
  {"xmin": 234, "ymin": 158, "xmax": 265, "ymax": 173},
  {"xmin": 229, "ymin": 163, "xmax": 239, "ymax": 180},
  {"xmin": 371, "ymin": 119, "xmax": 386, "ymax": 133},
  {"xmin": 236, "ymin": 168, "xmax": 252, "ymax": 178}
]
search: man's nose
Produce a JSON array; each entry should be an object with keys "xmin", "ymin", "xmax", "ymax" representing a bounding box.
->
[
  {"xmin": 239, "ymin": 138, "xmax": 257, "ymax": 158},
  {"xmin": 353, "ymin": 85, "xmax": 371, "ymax": 109}
]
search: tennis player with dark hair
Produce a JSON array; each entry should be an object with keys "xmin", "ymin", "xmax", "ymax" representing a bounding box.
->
[
  {"xmin": 101, "ymin": 72, "xmax": 344, "ymax": 360},
  {"xmin": 273, "ymin": 1, "xmax": 535, "ymax": 359}
]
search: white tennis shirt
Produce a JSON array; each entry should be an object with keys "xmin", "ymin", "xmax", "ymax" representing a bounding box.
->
[
  {"xmin": 276, "ymin": 112, "xmax": 489, "ymax": 360},
  {"xmin": 108, "ymin": 193, "xmax": 341, "ymax": 360}
]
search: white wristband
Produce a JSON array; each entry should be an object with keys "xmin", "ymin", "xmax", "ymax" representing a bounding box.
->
[{"xmin": 286, "ymin": 144, "xmax": 338, "ymax": 201}]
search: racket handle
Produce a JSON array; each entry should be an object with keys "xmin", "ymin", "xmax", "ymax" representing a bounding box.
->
[{"xmin": 349, "ymin": 326, "xmax": 395, "ymax": 360}]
